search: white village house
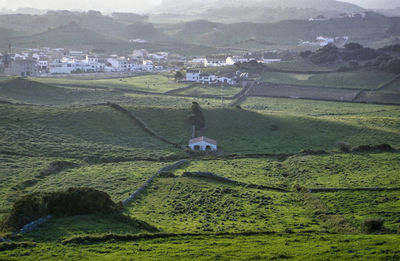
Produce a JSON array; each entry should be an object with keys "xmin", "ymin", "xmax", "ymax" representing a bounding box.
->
[
  {"xmin": 188, "ymin": 136, "xmax": 217, "ymax": 152},
  {"xmin": 185, "ymin": 69, "xmax": 236, "ymax": 85}
]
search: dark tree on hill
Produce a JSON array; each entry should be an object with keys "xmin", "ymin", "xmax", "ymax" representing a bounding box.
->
[
  {"xmin": 310, "ymin": 44, "xmax": 339, "ymax": 65},
  {"xmin": 344, "ymin": 43, "xmax": 363, "ymax": 50},
  {"xmin": 299, "ymin": 50, "xmax": 312, "ymax": 58},
  {"xmin": 175, "ymin": 71, "xmax": 184, "ymax": 81},
  {"xmin": 187, "ymin": 102, "xmax": 205, "ymax": 137}
]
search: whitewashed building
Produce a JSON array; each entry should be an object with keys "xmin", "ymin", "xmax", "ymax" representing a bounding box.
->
[
  {"xmin": 188, "ymin": 58, "xmax": 208, "ymax": 67},
  {"xmin": 186, "ymin": 69, "xmax": 200, "ymax": 81},
  {"xmin": 226, "ymin": 56, "xmax": 249, "ymax": 65},
  {"xmin": 188, "ymin": 136, "xmax": 217, "ymax": 152}
]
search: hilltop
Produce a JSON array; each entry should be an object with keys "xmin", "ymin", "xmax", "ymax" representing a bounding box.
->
[
  {"xmin": 154, "ymin": 0, "xmax": 364, "ymax": 23},
  {"xmin": 4, "ymin": 22, "xmax": 119, "ymax": 48}
]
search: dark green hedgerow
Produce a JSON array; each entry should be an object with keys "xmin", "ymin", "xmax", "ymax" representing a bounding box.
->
[{"xmin": 0, "ymin": 188, "xmax": 122, "ymax": 232}]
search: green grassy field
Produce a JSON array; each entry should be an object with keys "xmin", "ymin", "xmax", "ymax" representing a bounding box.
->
[
  {"xmin": 0, "ymin": 104, "xmax": 185, "ymax": 161},
  {"xmin": 172, "ymin": 84, "xmax": 242, "ymax": 98},
  {"xmin": 1, "ymin": 233, "xmax": 399, "ymax": 260},
  {"xmin": 1, "ymin": 75, "xmax": 400, "ymax": 260},
  {"xmin": 261, "ymin": 71, "xmax": 395, "ymax": 89},
  {"xmin": 31, "ymin": 74, "xmax": 191, "ymax": 93},
  {"xmin": 127, "ymin": 177, "xmax": 319, "ymax": 233},
  {"xmin": 240, "ymin": 96, "xmax": 400, "ymax": 117},
  {"xmin": 265, "ymin": 59, "xmax": 336, "ymax": 72},
  {"xmin": 317, "ymin": 191, "xmax": 400, "ymax": 231}
]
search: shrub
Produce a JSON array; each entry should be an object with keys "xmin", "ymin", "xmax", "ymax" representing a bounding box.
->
[
  {"xmin": 335, "ymin": 141, "xmax": 351, "ymax": 152},
  {"xmin": 158, "ymin": 172, "xmax": 176, "ymax": 178},
  {"xmin": 344, "ymin": 43, "xmax": 363, "ymax": 50},
  {"xmin": 1, "ymin": 188, "xmax": 121, "ymax": 232},
  {"xmin": 362, "ymin": 218, "xmax": 384, "ymax": 233},
  {"xmin": 352, "ymin": 144, "xmax": 394, "ymax": 152}
]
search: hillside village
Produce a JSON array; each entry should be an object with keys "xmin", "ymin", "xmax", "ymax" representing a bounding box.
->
[
  {"xmin": 0, "ymin": 1, "xmax": 400, "ymax": 260},
  {"xmin": 0, "ymin": 47, "xmax": 282, "ymax": 77}
]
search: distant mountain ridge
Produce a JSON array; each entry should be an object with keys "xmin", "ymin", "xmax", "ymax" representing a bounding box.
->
[{"xmin": 155, "ymin": 0, "xmax": 364, "ymax": 14}]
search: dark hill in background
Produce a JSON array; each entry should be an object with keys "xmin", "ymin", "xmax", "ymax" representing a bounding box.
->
[
  {"xmin": 126, "ymin": 22, "xmax": 169, "ymax": 41},
  {"xmin": 112, "ymin": 12, "xmax": 149, "ymax": 24},
  {"xmin": 156, "ymin": 0, "xmax": 363, "ymax": 14},
  {"xmin": 0, "ymin": 10, "xmax": 132, "ymax": 39},
  {"xmin": 4, "ymin": 22, "xmax": 118, "ymax": 48},
  {"xmin": 166, "ymin": 12, "xmax": 392, "ymax": 47}
]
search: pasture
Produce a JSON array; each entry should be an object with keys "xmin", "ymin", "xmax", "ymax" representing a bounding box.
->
[{"xmin": 0, "ymin": 74, "xmax": 399, "ymax": 260}]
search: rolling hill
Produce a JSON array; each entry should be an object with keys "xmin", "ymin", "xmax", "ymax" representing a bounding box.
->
[
  {"xmin": 164, "ymin": 12, "xmax": 392, "ymax": 47},
  {"xmin": 156, "ymin": 0, "xmax": 363, "ymax": 14},
  {"xmin": 4, "ymin": 22, "xmax": 119, "ymax": 48}
]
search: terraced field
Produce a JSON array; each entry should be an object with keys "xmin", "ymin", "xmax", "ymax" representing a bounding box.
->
[
  {"xmin": 261, "ymin": 71, "xmax": 395, "ymax": 90},
  {"xmin": 0, "ymin": 76, "xmax": 399, "ymax": 260}
]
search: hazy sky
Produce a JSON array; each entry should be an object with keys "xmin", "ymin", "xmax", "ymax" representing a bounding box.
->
[{"xmin": 0, "ymin": 0, "xmax": 398, "ymax": 13}]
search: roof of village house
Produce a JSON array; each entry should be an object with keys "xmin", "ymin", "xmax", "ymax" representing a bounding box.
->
[
  {"xmin": 189, "ymin": 136, "xmax": 217, "ymax": 146},
  {"xmin": 187, "ymin": 69, "xmax": 200, "ymax": 73}
]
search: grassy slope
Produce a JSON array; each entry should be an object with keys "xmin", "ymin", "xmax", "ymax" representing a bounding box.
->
[
  {"xmin": 0, "ymin": 78, "xmax": 400, "ymax": 259},
  {"xmin": 174, "ymin": 152, "xmax": 400, "ymax": 189},
  {"xmin": 0, "ymin": 155, "xmax": 169, "ymax": 219},
  {"xmin": 126, "ymin": 177, "xmax": 319, "ymax": 233},
  {"xmin": 173, "ymin": 84, "xmax": 242, "ymax": 97},
  {"xmin": 284, "ymin": 153, "xmax": 400, "ymax": 188},
  {"xmin": 174, "ymin": 158, "xmax": 289, "ymax": 188},
  {"xmin": 126, "ymin": 102, "xmax": 400, "ymax": 155},
  {"xmin": 31, "ymin": 74, "xmax": 191, "ymax": 93},
  {"xmin": 318, "ymin": 191, "xmax": 400, "ymax": 230},
  {"xmin": 0, "ymin": 104, "xmax": 184, "ymax": 160},
  {"xmin": 261, "ymin": 71, "xmax": 395, "ymax": 89},
  {"xmin": 265, "ymin": 59, "xmax": 336, "ymax": 72},
  {"xmin": 0, "ymin": 155, "xmax": 80, "ymax": 219},
  {"xmin": 1, "ymin": 234, "xmax": 399, "ymax": 260},
  {"xmin": 0, "ymin": 78, "xmax": 225, "ymax": 106},
  {"xmin": 241, "ymin": 97, "xmax": 400, "ymax": 117}
]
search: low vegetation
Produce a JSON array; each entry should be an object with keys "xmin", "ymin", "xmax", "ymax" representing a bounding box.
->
[
  {"xmin": 0, "ymin": 188, "xmax": 121, "ymax": 232},
  {"xmin": 0, "ymin": 73, "xmax": 399, "ymax": 259}
]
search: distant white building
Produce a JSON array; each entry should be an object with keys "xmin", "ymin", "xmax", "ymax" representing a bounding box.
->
[
  {"xmin": 226, "ymin": 56, "xmax": 248, "ymax": 65},
  {"xmin": 107, "ymin": 57, "xmax": 129, "ymax": 72},
  {"xmin": 186, "ymin": 69, "xmax": 236, "ymax": 85},
  {"xmin": 217, "ymin": 76, "xmax": 235, "ymax": 85},
  {"xmin": 188, "ymin": 136, "xmax": 217, "ymax": 152},
  {"xmin": 316, "ymin": 36, "xmax": 335, "ymax": 47},
  {"xmin": 188, "ymin": 58, "xmax": 208, "ymax": 67},
  {"xmin": 186, "ymin": 69, "xmax": 200, "ymax": 81},
  {"xmin": 261, "ymin": 59, "xmax": 281, "ymax": 64}
]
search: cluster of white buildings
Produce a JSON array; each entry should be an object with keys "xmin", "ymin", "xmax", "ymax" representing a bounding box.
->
[
  {"xmin": 0, "ymin": 48, "xmax": 169, "ymax": 76},
  {"xmin": 309, "ymin": 12, "xmax": 366, "ymax": 21},
  {"xmin": 186, "ymin": 69, "xmax": 249, "ymax": 85},
  {"xmin": 299, "ymin": 36, "xmax": 349, "ymax": 47},
  {"xmin": 188, "ymin": 55, "xmax": 281, "ymax": 68}
]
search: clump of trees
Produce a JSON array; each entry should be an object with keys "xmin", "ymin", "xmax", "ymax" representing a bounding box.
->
[
  {"xmin": 303, "ymin": 43, "xmax": 400, "ymax": 74},
  {"xmin": 174, "ymin": 71, "xmax": 184, "ymax": 81},
  {"xmin": 309, "ymin": 44, "xmax": 339, "ymax": 65},
  {"xmin": 0, "ymin": 188, "xmax": 121, "ymax": 231},
  {"xmin": 234, "ymin": 60, "xmax": 264, "ymax": 73}
]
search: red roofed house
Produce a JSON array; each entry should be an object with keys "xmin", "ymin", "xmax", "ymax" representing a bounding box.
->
[{"xmin": 188, "ymin": 136, "xmax": 217, "ymax": 152}]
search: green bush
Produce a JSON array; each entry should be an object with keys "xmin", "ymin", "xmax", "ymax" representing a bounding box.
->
[
  {"xmin": 1, "ymin": 188, "xmax": 122, "ymax": 232},
  {"xmin": 362, "ymin": 218, "xmax": 384, "ymax": 233}
]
